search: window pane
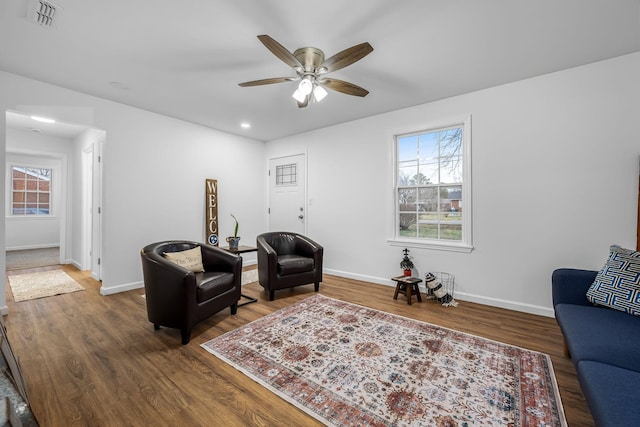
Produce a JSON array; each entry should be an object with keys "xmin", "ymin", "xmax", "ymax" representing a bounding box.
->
[
  {"xmin": 440, "ymin": 224, "xmax": 462, "ymax": 241},
  {"xmin": 398, "ymin": 135, "xmax": 417, "ymax": 162},
  {"xmin": 417, "ymin": 223, "xmax": 438, "ymax": 239},
  {"xmin": 399, "ymin": 213, "xmax": 416, "ymax": 236},
  {"xmin": 440, "ymin": 186, "xmax": 462, "ymax": 214},
  {"xmin": 398, "ymin": 188, "xmax": 417, "ymax": 211},
  {"xmin": 276, "ymin": 164, "xmax": 297, "ymax": 186},
  {"xmin": 439, "ymin": 128, "xmax": 463, "ymax": 184},
  {"xmin": 418, "ymin": 187, "xmax": 437, "ymax": 212},
  {"xmin": 418, "ymin": 132, "xmax": 439, "ymax": 183},
  {"xmin": 398, "ymin": 162, "xmax": 417, "ymax": 186},
  {"xmin": 26, "ymin": 193, "xmax": 37, "ymax": 203},
  {"xmin": 13, "ymin": 178, "xmax": 25, "ymax": 190}
]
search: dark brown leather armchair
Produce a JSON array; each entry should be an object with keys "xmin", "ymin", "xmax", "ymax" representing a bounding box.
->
[
  {"xmin": 140, "ymin": 241, "xmax": 242, "ymax": 344},
  {"xmin": 257, "ymin": 232, "xmax": 323, "ymax": 301}
]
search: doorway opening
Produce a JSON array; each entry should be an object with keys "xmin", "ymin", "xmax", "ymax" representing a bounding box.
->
[{"xmin": 4, "ymin": 109, "xmax": 104, "ymax": 280}]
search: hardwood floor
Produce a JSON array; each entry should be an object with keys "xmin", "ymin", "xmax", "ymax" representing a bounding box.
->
[{"xmin": 4, "ymin": 265, "xmax": 594, "ymax": 426}]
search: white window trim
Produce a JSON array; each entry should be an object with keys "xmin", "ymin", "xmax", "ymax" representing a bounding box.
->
[
  {"xmin": 6, "ymin": 161, "xmax": 58, "ymax": 219},
  {"xmin": 387, "ymin": 115, "xmax": 473, "ymax": 253}
]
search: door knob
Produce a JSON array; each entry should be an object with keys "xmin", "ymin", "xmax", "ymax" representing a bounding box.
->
[{"xmin": 298, "ymin": 215, "xmax": 304, "ymax": 219}]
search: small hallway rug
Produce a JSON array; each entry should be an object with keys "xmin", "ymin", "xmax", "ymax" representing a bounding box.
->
[
  {"xmin": 202, "ymin": 294, "xmax": 566, "ymax": 427},
  {"xmin": 7, "ymin": 269, "xmax": 84, "ymax": 302}
]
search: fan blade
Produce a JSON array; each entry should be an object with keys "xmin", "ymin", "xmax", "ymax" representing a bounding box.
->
[
  {"xmin": 257, "ymin": 35, "xmax": 303, "ymax": 69},
  {"xmin": 320, "ymin": 78, "xmax": 369, "ymax": 97},
  {"xmin": 238, "ymin": 77, "xmax": 296, "ymax": 87},
  {"xmin": 318, "ymin": 42, "xmax": 373, "ymax": 74}
]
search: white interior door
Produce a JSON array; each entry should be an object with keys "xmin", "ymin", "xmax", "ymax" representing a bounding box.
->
[{"xmin": 268, "ymin": 154, "xmax": 306, "ymax": 234}]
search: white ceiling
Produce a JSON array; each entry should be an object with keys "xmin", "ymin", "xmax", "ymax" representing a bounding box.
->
[
  {"xmin": 6, "ymin": 110, "xmax": 90, "ymax": 139},
  {"xmin": 2, "ymin": 0, "xmax": 639, "ymax": 141}
]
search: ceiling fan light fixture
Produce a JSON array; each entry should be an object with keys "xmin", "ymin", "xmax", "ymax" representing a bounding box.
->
[
  {"xmin": 292, "ymin": 88, "xmax": 307, "ymax": 103},
  {"xmin": 313, "ymin": 84, "xmax": 328, "ymax": 102},
  {"xmin": 298, "ymin": 77, "xmax": 313, "ymax": 96}
]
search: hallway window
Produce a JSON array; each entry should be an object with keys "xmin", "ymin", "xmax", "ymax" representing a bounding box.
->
[{"xmin": 11, "ymin": 166, "xmax": 52, "ymax": 215}]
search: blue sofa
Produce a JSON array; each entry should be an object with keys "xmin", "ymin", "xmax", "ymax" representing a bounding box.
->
[{"xmin": 552, "ymin": 268, "xmax": 640, "ymax": 426}]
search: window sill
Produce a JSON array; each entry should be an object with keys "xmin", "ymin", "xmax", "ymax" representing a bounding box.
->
[
  {"xmin": 387, "ymin": 238, "xmax": 474, "ymax": 253},
  {"xmin": 5, "ymin": 215, "xmax": 57, "ymax": 221}
]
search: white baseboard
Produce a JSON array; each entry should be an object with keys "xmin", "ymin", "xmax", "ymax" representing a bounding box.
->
[
  {"xmin": 323, "ymin": 268, "xmax": 555, "ymax": 318},
  {"xmin": 67, "ymin": 259, "xmax": 82, "ymax": 270},
  {"xmin": 100, "ymin": 281, "xmax": 143, "ymax": 296},
  {"xmin": 6, "ymin": 244, "xmax": 60, "ymax": 251}
]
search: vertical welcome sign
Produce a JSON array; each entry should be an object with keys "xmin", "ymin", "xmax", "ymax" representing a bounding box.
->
[{"xmin": 205, "ymin": 179, "xmax": 219, "ymax": 246}]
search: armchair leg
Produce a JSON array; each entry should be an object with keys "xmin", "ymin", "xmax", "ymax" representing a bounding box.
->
[
  {"xmin": 153, "ymin": 324, "xmax": 160, "ymax": 331},
  {"xmin": 269, "ymin": 290, "xmax": 275, "ymax": 301},
  {"xmin": 230, "ymin": 303, "xmax": 238, "ymax": 315},
  {"xmin": 181, "ymin": 329, "xmax": 191, "ymax": 345},
  {"xmin": 314, "ymin": 282, "xmax": 320, "ymax": 292}
]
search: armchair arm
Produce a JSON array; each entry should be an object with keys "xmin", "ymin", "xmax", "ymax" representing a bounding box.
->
[
  {"xmin": 294, "ymin": 234, "xmax": 323, "ymax": 258},
  {"xmin": 294, "ymin": 234, "xmax": 323, "ymax": 278},
  {"xmin": 257, "ymin": 235, "xmax": 279, "ymax": 280},
  {"xmin": 200, "ymin": 244, "xmax": 242, "ymax": 275},
  {"xmin": 140, "ymin": 251, "xmax": 198, "ymax": 326},
  {"xmin": 551, "ymin": 268, "xmax": 598, "ymax": 308}
]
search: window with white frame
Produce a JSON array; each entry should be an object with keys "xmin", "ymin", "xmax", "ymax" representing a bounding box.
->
[
  {"xmin": 11, "ymin": 166, "xmax": 52, "ymax": 216},
  {"xmin": 393, "ymin": 116, "xmax": 472, "ymax": 251}
]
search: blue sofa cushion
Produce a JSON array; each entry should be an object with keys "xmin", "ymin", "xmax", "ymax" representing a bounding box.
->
[
  {"xmin": 577, "ymin": 361, "xmax": 640, "ymax": 427},
  {"xmin": 586, "ymin": 245, "xmax": 640, "ymax": 316},
  {"xmin": 554, "ymin": 303, "xmax": 640, "ymax": 372}
]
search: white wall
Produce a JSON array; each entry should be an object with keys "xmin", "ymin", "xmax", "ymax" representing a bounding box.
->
[
  {"xmin": 0, "ymin": 71, "xmax": 266, "ymax": 314},
  {"xmin": 5, "ymin": 128, "xmax": 72, "ymax": 250},
  {"xmin": 2, "ymin": 53, "xmax": 638, "ymax": 317},
  {"xmin": 266, "ymin": 52, "xmax": 640, "ymax": 317}
]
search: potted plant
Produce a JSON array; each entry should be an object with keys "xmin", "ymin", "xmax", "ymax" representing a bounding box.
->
[
  {"xmin": 400, "ymin": 248, "xmax": 414, "ymax": 276},
  {"xmin": 226, "ymin": 214, "xmax": 241, "ymax": 250}
]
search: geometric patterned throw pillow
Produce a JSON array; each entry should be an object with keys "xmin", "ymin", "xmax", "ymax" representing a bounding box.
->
[{"xmin": 586, "ymin": 245, "xmax": 640, "ymax": 316}]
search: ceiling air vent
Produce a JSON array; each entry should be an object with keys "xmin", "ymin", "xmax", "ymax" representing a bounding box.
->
[{"xmin": 27, "ymin": 0, "xmax": 62, "ymax": 28}]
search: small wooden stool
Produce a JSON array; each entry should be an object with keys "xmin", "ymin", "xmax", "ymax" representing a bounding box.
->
[{"xmin": 392, "ymin": 276, "xmax": 423, "ymax": 305}]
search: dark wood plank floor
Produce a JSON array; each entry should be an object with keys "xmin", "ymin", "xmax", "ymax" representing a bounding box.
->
[{"xmin": 4, "ymin": 265, "xmax": 594, "ymax": 426}]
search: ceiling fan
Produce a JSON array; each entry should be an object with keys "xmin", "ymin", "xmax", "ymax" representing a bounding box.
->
[{"xmin": 239, "ymin": 35, "xmax": 374, "ymax": 108}]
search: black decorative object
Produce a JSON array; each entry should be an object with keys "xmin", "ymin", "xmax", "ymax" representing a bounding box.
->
[{"xmin": 400, "ymin": 248, "xmax": 414, "ymax": 276}]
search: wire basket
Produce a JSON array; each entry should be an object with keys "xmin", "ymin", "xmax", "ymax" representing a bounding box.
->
[{"xmin": 424, "ymin": 272, "xmax": 455, "ymax": 304}]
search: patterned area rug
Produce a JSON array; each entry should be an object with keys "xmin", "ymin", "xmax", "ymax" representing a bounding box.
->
[
  {"xmin": 241, "ymin": 268, "xmax": 258, "ymax": 285},
  {"xmin": 7, "ymin": 270, "xmax": 84, "ymax": 302},
  {"xmin": 202, "ymin": 294, "xmax": 566, "ymax": 426}
]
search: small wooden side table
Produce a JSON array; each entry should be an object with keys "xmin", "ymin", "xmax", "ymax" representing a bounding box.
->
[
  {"xmin": 392, "ymin": 276, "xmax": 423, "ymax": 305},
  {"xmin": 218, "ymin": 245, "xmax": 258, "ymax": 307}
]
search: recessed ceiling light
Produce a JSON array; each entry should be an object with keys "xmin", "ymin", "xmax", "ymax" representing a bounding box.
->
[
  {"xmin": 109, "ymin": 81, "xmax": 129, "ymax": 90},
  {"xmin": 30, "ymin": 115, "xmax": 55, "ymax": 124},
  {"xmin": 240, "ymin": 122, "xmax": 251, "ymax": 129}
]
